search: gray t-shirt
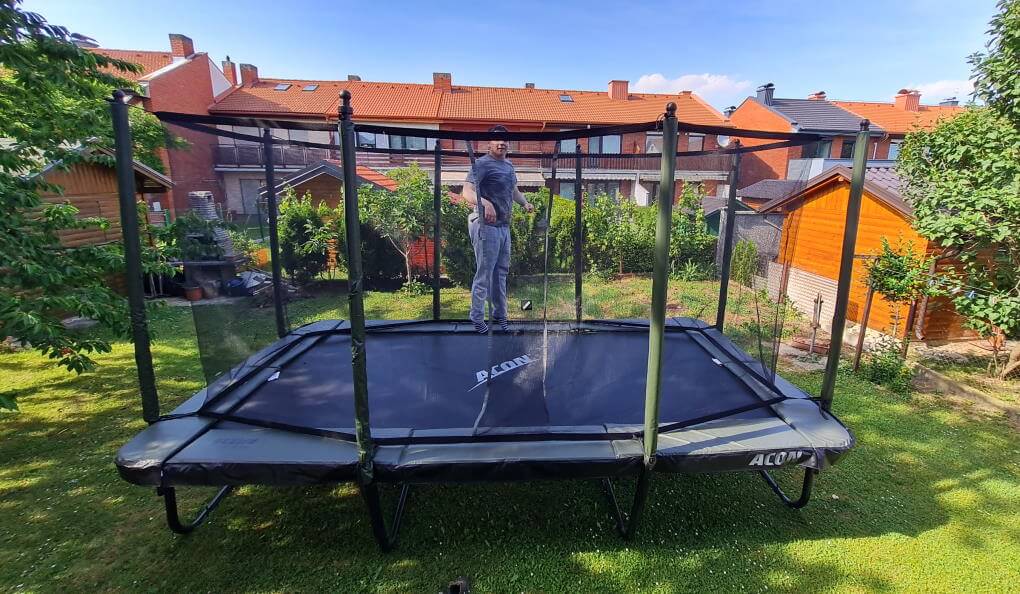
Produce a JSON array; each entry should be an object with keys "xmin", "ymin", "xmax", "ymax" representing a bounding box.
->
[{"xmin": 466, "ymin": 155, "xmax": 517, "ymax": 227}]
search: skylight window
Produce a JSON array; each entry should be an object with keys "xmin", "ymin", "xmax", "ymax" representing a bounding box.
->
[
  {"xmin": 274, "ymin": 83, "xmax": 292, "ymax": 91},
  {"xmin": 302, "ymin": 84, "xmax": 319, "ymax": 91},
  {"xmin": 559, "ymin": 94, "xmax": 573, "ymax": 102}
]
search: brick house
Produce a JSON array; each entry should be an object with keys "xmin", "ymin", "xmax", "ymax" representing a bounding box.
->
[
  {"xmin": 89, "ymin": 34, "xmax": 233, "ymax": 215},
  {"xmin": 728, "ymin": 84, "xmax": 965, "ymax": 188},
  {"xmin": 207, "ymin": 70, "xmax": 735, "ymax": 218}
]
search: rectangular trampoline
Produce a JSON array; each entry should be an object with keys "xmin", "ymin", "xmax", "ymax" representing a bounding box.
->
[{"xmin": 117, "ymin": 319, "xmax": 853, "ymax": 543}]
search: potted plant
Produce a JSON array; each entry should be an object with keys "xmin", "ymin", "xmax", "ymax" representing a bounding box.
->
[{"xmin": 183, "ymin": 284, "xmax": 203, "ymax": 301}]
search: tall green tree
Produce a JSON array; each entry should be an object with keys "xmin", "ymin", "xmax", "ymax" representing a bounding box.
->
[
  {"xmin": 359, "ymin": 163, "xmax": 436, "ymax": 286},
  {"xmin": 899, "ymin": 0, "xmax": 1020, "ymax": 378},
  {"xmin": 1, "ymin": 1, "xmax": 179, "ymax": 409}
]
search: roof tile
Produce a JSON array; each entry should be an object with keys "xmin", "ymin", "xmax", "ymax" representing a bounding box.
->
[
  {"xmin": 832, "ymin": 101, "xmax": 965, "ymax": 135},
  {"xmin": 90, "ymin": 48, "xmax": 174, "ymax": 81}
]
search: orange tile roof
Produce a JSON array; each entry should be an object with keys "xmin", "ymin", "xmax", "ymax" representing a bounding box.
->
[
  {"xmin": 90, "ymin": 48, "xmax": 174, "ymax": 81},
  {"xmin": 832, "ymin": 101, "xmax": 965, "ymax": 135},
  {"xmin": 210, "ymin": 78, "xmax": 729, "ymax": 126}
]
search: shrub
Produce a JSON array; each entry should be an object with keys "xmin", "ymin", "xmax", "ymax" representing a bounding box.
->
[
  {"xmin": 731, "ymin": 239, "xmax": 758, "ymax": 287},
  {"xmin": 857, "ymin": 339, "xmax": 914, "ymax": 395},
  {"xmin": 278, "ymin": 189, "xmax": 328, "ymax": 284}
]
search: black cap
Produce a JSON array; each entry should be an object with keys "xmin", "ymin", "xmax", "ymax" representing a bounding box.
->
[{"xmin": 488, "ymin": 125, "xmax": 509, "ymax": 135}]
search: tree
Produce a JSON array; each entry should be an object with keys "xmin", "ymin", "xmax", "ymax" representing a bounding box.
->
[
  {"xmin": 359, "ymin": 163, "xmax": 436, "ymax": 286},
  {"xmin": 898, "ymin": 0, "xmax": 1020, "ymax": 378},
  {"xmin": 0, "ymin": 1, "xmax": 178, "ymax": 409},
  {"xmin": 862, "ymin": 238, "xmax": 935, "ymax": 353}
]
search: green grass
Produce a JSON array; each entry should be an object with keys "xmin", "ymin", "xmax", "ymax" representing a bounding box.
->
[{"xmin": 1, "ymin": 282, "xmax": 1019, "ymax": 592}]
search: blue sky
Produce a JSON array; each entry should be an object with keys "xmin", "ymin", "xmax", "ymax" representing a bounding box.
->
[{"xmin": 27, "ymin": 0, "xmax": 997, "ymax": 110}]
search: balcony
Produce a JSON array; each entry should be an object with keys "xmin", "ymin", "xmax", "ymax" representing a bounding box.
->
[
  {"xmin": 215, "ymin": 143, "xmax": 731, "ymax": 175},
  {"xmin": 787, "ymin": 158, "xmax": 897, "ymax": 181}
]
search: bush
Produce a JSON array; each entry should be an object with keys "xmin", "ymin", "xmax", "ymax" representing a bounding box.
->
[
  {"xmin": 731, "ymin": 239, "xmax": 758, "ymax": 287},
  {"xmin": 440, "ymin": 197, "xmax": 474, "ymax": 287},
  {"xmin": 278, "ymin": 189, "xmax": 328, "ymax": 283},
  {"xmin": 857, "ymin": 339, "xmax": 914, "ymax": 394}
]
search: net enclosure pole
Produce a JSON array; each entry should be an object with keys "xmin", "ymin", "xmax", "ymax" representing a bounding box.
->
[
  {"xmin": 574, "ymin": 143, "xmax": 583, "ymax": 324},
  {"xmin": 262, "ymin": 129, "xmax": 288, "ymax": 338},
  {"xmin": 339, "ymin": 90, "xmax": 376, "ymax": 478},
  {"xmin": 432, "ymin": 141, "xmax": 442, "ymax": 320},
  {"xmin": 108, "ymin": 90, "xmax": 159, "ymax": 424},
  {"xmin": 820, "ymin": 120, "xmax": 871, "ymax": 411},
  {"xmin": 643, "ymin": 102, "xmax": 679, "ymax": 463},
  {"xmin": 715, "ymin": 140, "xmax": 743, "ymax": 330}
]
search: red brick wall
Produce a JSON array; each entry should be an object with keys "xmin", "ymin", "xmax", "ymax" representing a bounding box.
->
[
  {"xmin": 728, "ymin": 100, "xmax": 796, "ymax": 186},
  {"xmin": 145, "ymin": 56, "xmax": 220, "ymax": 213}
]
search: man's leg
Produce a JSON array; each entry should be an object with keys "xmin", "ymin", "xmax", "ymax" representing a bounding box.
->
[
  {"xmin": 469, "ymin": 219, "xmax": 497, "ymax": 330},
  {"xmin": 492, "ymin": 226, "xmax": 511, "ymax": 330}
]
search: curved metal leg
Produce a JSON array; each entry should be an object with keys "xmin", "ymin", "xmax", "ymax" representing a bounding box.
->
[
  {"xmin": 158, "ymin": 485, "xmax": 234, "ymax": 534},
  {"xmin": 600, "ymin": 468, "xmax": 652, "ymax": 540},
  {"xmin": 361, "ymin": 482, "xmax": 411, "ymax": 552},
  {"xmin": 759, "ymin": 468, "xmax": 816, "ymax": 509}
]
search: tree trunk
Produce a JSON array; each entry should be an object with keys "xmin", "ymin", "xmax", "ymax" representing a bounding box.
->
[{"xmin": 1002, "ymin": 342, "xmax": 1020, "ymax": 380}]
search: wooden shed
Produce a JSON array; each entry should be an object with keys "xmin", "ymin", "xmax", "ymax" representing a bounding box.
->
[
  {"xmin": 37, "ymin": 148, "xmax": 173, "ymax": 248},
  {"xmin": 759, "ymin": 165, "xmax": 972, "ymax": 342}
]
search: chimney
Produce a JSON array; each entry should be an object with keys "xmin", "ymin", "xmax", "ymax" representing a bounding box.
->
[
  {"xmin": 894, "ymin": 88, "xmax": 921, "ymax": 112},
  {"xmin": 608, "ymin": 80, "xmax": 629, "ymax": 101},
  {"xmin": 169, "ymin": 34, "xmax": 195, "ymax": 58},
  {"xmin": 239, "ymin": 63, "xmax": 258, "ymax": 86},
  {"xmin": 939, "ymin": 97, "xmax": 959, "ymax": 107},
  {"xmin": 723, "ymin": 105, "xmax": 737, "ymax": 118},
  {"xmin": 756, "ymin": 82, "xmax": 775, "ymax": 106},
  {"xmin": 433, "ymin": 72, "xmax": 452, "ymax": 92},
  {"xmin": 347, "ymin": 74, "xmax": 361, "ymax": 81},
  {"xmin": 525, "ymin": 82, "xmax": 535, "ymax": 89},
  {"xmin": 222, "ymin": 56, "xmax": 237, "ymax": 86},
  {"xmin": 807, "ymin": 90, "xmax": 827, "ymax": 100}
]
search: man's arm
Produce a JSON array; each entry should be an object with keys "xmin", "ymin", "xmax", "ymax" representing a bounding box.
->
[
  {"xmin": 463, "ymin": 181, "xmax": 497, "ymax": 223},
  {"xmin": 513, "ymin": 188, "xmax": 534, "ymax": 212}
]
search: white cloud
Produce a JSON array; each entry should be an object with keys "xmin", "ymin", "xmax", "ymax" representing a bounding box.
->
[
  {"xmin": 633, "ymin": 73, "xmax": 752, "ymax": 108},
  {"xmin": 907, "ymin": 79, "xmax": 973, "ymax": 103}
]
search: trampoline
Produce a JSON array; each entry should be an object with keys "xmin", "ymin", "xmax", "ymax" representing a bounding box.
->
[{"xmin": 108, "ymin": 91, "xmax": 868, "ymax": 550}]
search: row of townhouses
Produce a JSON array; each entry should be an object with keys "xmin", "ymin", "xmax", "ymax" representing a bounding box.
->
[{"xmin": 89, "ymin": 34, "xmax": 963, "ymax": 220}]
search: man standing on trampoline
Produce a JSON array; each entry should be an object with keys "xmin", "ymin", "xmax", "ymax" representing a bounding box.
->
[{"xmin": 463, "ymin": 125, "xmax": 534, "ymax": 333}]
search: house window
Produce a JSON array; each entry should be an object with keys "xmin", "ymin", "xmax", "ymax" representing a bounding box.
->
[
  {"xmin": 801, "ymin": 139, "xmax": 832, "ymax": 159},
  {"xmin": 687, "ymin": 133, "xmax": 704, "ymax": 152},
  {"xmin": 559, "ymin": 94, "xmax": 573, "ymax": 102},
  {"xmin": 559, "ymin": 182, "xmax": 576, "ymax": 200},
  {"xmin": 839, "ymin": 139, "xmax": 856, "ymax": 159},
  {"xmin": 357, "ymin": 132, "xmax": 377, "ymax": 148},
  {"xmin": 589, "ymin": 135, "xmax": 622, "ymax": 154},
  {"xmin": 645, "ymin": 132, "xmax": 662, "ymax": 153},
  {"xmin": 559, "ymin": 137, "xmax": 577, "ymax": 153},
  {"xmin": 585, "ymin": 181, "xmax": 621, "ymax": 202},
  {"xmin": 647, "ymin": 182, "xmax": 660, "ymax": 204},
  {"xmin": 302, "ymin": 84, "xmax": 318, "ymax": 92},
  {"xmin": 888, "ymin": 141, "xmax": 902, "ymax": 160},
  {"xmin": 390, "ymin": 135, "xmax": 427, "ymax": 151},
  {"xmin": 274, "ymin": 83, "xmax": 291, "ymax": 91}
]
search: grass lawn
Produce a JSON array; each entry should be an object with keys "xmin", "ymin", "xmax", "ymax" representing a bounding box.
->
[{"xmin": 1, "ymin": 281, "xmax": 1018, "ymax": 592}]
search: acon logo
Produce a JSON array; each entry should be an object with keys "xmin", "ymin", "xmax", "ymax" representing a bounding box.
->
[
  {"xmin": 749, "ymin": 450, "xmax": 805, "ymax": 467},
  {"xmin": 469, "ymin": 354, "xmax": 536, "ymax": 391}
]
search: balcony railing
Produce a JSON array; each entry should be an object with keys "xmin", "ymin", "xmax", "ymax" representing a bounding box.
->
[{"xmin": 215, "ymin": 143, "xmax": 731, "ymax": 174}]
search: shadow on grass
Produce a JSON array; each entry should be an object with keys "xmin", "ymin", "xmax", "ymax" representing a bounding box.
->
[{"xmin": 1, "ymin": 299, "xmax": 1019, "ymax": 592}]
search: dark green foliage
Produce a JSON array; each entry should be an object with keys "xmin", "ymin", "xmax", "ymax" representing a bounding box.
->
[
  {"xmin": 278, "ymin": 189, "xmax": 328, "ymax": 284},
  {"xmin": 439, "ymin": 198, "xmax": 474, "ymax": 287},
  {"xmin": 0, "ymin": 2, "xmax": 178, "ymax": 397},
  {"xmin": 969, "ymin": 0, "xmax": 1020, "ymax": 129}
]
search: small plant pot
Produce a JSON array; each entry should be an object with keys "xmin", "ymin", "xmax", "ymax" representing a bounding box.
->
[{"xmin": 183, "ymin": 285, "xmax": 203, "ymax": 301}]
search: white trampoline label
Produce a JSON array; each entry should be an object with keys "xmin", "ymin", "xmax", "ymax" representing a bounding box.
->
[
  {"xmin": 749, "ymin": 450, "xmax": 805, "ymax": 466},
  {"xmin": 469, "ymin": 354, "xmax": 536, "ymax": 392}
]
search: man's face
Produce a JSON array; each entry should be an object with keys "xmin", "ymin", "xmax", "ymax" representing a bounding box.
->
[{"xmin": 488, "ymin": 138, "xmax": 508, "ymax": 158}]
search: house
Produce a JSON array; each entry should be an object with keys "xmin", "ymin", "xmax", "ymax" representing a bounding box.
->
[
  {"xmin": 833, "ymin": 90, "xmax": 964, "ymax": 159},
  {"xmin": 728, "ymin": 84, "xmax": 966, "ymax": 188},
  {"xmin": 208, "ymin": 69, "xmax": 734, "ymax": 216},
  {"xmin": 87, "ymin": 34, "xmax": 233, "ymax": 215},
  {"xmin": 759, "ymin": 165, "xmax": 970, "ymax": 342},
  {"xmin": 90, "ymin": 32, "xmax": 735, "ymax": 217},
  {"xmin": 728, "ymin": 84, "xmax": 884, "ymax": 187},
  {"xmin": 700, "ymin": 195, "xmax": 754, "ymax": 235},
  {"xmin": 36, "ymin": 148, "xmax": 173, "ymax": 248}
]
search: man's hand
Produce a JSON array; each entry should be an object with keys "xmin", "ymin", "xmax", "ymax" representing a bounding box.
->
[
  {"xmin": 482, "ymin": 199, "xmax": 497, "ymax": 223},
  {"xmin": 523, "ymin": 200, "xmax": 534, "ymax": 213}
]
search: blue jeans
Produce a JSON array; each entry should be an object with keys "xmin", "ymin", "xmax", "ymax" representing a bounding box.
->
[{"xmin": 469, "ymin": 216, "xmax": 510, "ymax": 324}]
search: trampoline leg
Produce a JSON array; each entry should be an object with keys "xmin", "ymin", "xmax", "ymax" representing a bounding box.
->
[
  {"xmin": 759, "ymin": 468, "xmax": 816, "ymax": 509},
  {"xmin": 361, "ymin": 482, "xmax": 411, "ymax": 552},
  {"xmin": 158, "ymin": 485, "xmax": 233, "ymax": 534},
  {"xmin": 601, "ymin": 469, "xmax": 652, "ymax": 540}
]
